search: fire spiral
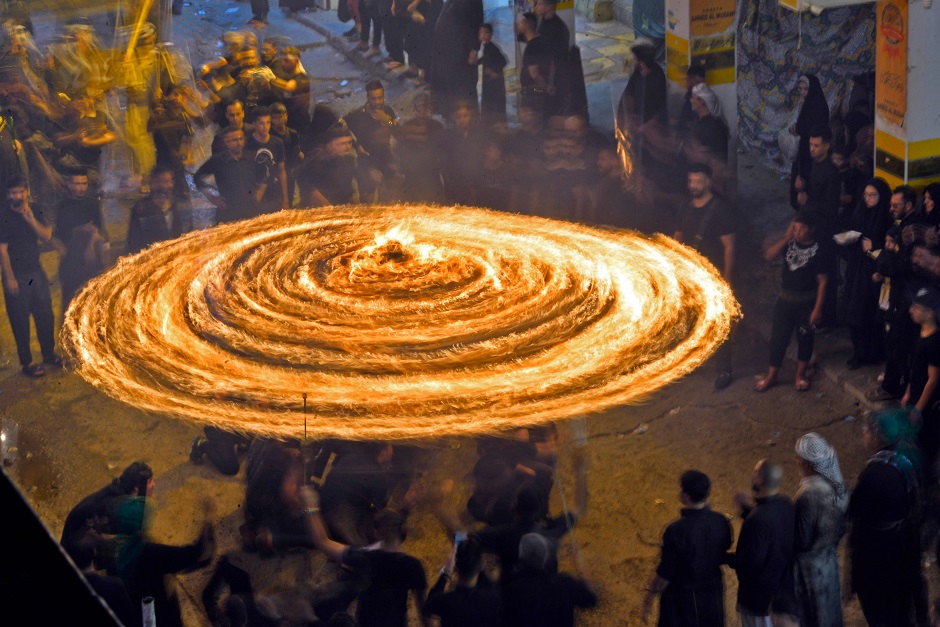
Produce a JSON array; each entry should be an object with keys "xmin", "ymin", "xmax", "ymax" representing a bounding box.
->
[{"xmin": 62, "ymin": 205, "xmax": 739, "ymax": 440}]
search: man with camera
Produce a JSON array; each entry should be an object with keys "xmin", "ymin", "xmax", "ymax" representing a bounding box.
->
[{"xmin": 244, "ymin": 105, "xmax": 289, "ymax": 213}]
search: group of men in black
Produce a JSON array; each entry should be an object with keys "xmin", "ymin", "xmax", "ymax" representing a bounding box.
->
[{"xmin": 61, "ymin": 427, "xmax": 596, "ymax": 626}]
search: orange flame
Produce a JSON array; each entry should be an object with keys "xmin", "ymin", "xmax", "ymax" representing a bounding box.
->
[{"xmin": 62, "ymin": 205, "xmax": 739, "ymax": 441}]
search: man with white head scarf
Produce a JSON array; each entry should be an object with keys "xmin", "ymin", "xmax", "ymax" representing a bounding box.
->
[
  {"xmin": 687, "ymin": 82, "xmax": 729, "ymax": 163},
  {"xmin": 792, "ymin": 433, "xmax": 847, "ymax": 627}
]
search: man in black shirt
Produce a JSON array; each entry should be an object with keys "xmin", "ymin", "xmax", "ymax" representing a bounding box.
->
[
  {"xmin": 500, "ymin": 532, "xmax": 597, "ymax": 627},
  {"xmin": 344, "ymin": 80, "xmax": 399, "ymax": 198},
  {"xmin": 674, "ymin": 163, "xmax": 736, "ymax": 389},
  {"xmin": 424, "ymin": 537, "xmax": 501, "ymax": 627},
  {"xmin": 54, "ymin": 167, "xmax": 108, "ymax": 309},
  {"xmin": 270, "ymin": 102, "xmax": 303, "ymax": 208},
  {"xmin": 0, "ymin": 175, "xmax": 60, "ymax": 377},
  {"xmin": 642, "ymin": 470, "xmax": 733, "ymax": 627},
  {"xmin": 726, "ymin": 460, "xmax": 795, "ymax": 625},
  {"xmin": 518, "ymin": 12, "xmax": 554, "ymax": 122},
  {"xmin": 302, "ymin": 488, "xmax": 427, "ymax": 627},
  {"xmin": 756, "ymin": 211, "xmax": 830, "ymax": 392},
  {"xmin": 534, "ymin": 0, "xmax": 568, "ymax": 114},
  {"xmin": 297, "ymin": 124, "xmax": 362, "ymax": 206},
  {"xmin": 245, "ymin": 106, "xmax": 289, "ymax": 213},
  {"xmin": 126, "ymin": 166, "xmax": 194, "ymax": 255},
  {"xmin": 194, "ymin": 126, "xmax": 266, "ymax": 223},
  {"xmin": 795, "ymin": 125, "xmax": 840, "ymax": 328}
]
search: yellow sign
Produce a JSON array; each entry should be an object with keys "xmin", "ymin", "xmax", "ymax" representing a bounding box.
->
[
  {"xmin": 875, "ymin": 0, "xmax": 907, "ymax": 128},
  {"xmin": 690, "ymin": 0, "xmax": 736, "ymax": 37}
]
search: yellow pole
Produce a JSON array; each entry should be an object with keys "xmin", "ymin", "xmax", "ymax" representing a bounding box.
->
[{"xmin": 125, "ymin": 0, "xmax": 156, "ymax": 62}]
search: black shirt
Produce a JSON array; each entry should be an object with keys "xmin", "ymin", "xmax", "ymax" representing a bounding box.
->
[
  {"xmin": 727, "ymin": 494, "xmax": 795, "ymax": 615},
  {"xmin": 0, "ymin": 203, "xmax": 47, "ymax": 276},
  {"xmin": 909, "ymin": 331, "xmax": 940, "ymax": 406},
  {"xmin": 194, "ymin": 153, "xmax": 263, "ymax": 222},
  {"xmin": 54, "ymin": 196, "xmax": 104, "ymax": 247},
  {"xmin": 500, "ymin": 569, "xmax": 596, "ymax": 627},
  {"xmin": 296, "ymin": 156, "xmax": 360, "ymax": 206},
  {"xmin": 536, "ymin": 15, "xmax": 569, "ymax": 63},
  {"xmin": 474, "ymin": 513, "xmax": 575, "ymax": 583},
  {"xmin": 126, "ymin": 198, "xmax": 194, "ymax": 255},
  {"xmin": 678, "ymin": 195, "xmax": 736, "ymax": 272},
  {"xmin": 343, "ymin": 547, "xmax": 427, "ymax": 627},
  {"xmin": 656, "ymin": 507, "xmax": 733, "ymax": 589},
  {"xmin": 520, "ymin": 36, "xmax": 553, "ymax": 92},
  {"xmin": 423, "ymin": 574, "xmax": 501, "ymax": 627},
  {"xmin": 780, "ymin": 240, "xmax": 829, "ymax": 293},
  {"xmin": 245, "ymin": 134, "xmax": 286, "ymax": 210}
]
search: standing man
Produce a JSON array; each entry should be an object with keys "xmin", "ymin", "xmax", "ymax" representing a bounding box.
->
[
  {"xmin": 534, "ymin": 0, "xmax": 568, "ymax": 114},
  {"xmin": 869, "ymin": 185, "xmax": 929, "ymax": 402},
  {"xmin": 296, "ymin": 124, "xmax": 361, "ymax": 206},
  {"xmin": 53, "ymin": 166, "xmax": 108, "ymax": 310},
  {"xmin": 194, "ymin": 126, "xmax": 266, "ymax": 223},
  {"xmin": 673, "ymin": 163, "xmax": 736, "ymax": 389},
  {"xmin": 795, "ymin": 125, "xmax": 840, "ymax": 329},
  {"xmin": 0, "ymin": 175, "xmax": 61, "ymax": 377},
  {"xmin": 517, "ymin": 13, "xmax": 555, "ymax": 124},
  {"xmin": 641, "ymin": 469, "xmax": 733, "ymax": 626},
  {"xmin": 244, "ymin": 106, "xmax": 289, "ymax": 213},
  {"xmin": 344, "ymin": 81, "xmax": 399, "ymax": 199},
  {"xmin": 727, "ymin": 460, "xmax": 795, "ymax": 626},
  {"xmin": 126, "ymin": 166, "xmax": 194, "ymax": 255},
  {"xmin": 793, "ymin": 433, "xmax": 848, "ymax": 627}
]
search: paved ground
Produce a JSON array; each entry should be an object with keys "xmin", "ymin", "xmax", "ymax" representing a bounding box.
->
[{"xmin": 0, "ymin": 2, "xmax": 918, "ymax": 626}]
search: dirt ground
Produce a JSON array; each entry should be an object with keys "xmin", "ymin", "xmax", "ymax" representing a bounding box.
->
[{"xmin": 0, "ymin": 4, "xmax": 929, "ymax": 627}]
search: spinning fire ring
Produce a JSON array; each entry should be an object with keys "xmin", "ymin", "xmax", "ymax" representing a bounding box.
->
[{"xmin": 62, "ymin": 205, "xmax": 739, "ymax": 440}]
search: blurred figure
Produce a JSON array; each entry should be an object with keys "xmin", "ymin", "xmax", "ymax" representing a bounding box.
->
[
  {"xmin": 125, "ymin": 166, "xmax": 193, "ymax": 255},
  {"xmin": 53, "ymin": 165, "xmax": 108, "ymax": 309}
]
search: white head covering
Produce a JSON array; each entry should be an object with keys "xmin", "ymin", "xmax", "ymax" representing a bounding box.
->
[
  {"xmin": 692, "ymin": 82, "xmax": 722, "ymax": 119},
  {"xmin": 796, "ymin": 432, "xmax": 846, "ymax": 498}
]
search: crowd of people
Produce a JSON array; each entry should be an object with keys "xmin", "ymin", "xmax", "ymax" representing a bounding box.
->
[
  {"xmin": 61, "ymin": 427, "xmax": 597, "ymax": 626},
  {"xmin": 4, "ymin": 2, "xmax": 940, "ymax": 626},
  {"xmin": 643, "ymin": 414, "xmax": 940, "ymax": 627}
]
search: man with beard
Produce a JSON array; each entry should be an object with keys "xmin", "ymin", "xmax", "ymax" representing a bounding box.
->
[
  {"xmin": 126, "ymin": 166, "xmax": 194, "ymax": 255},
  {"xmin": 343, "ymin": 80, "xmax": 399, "ymax": 199},
  {"xmin": 674, "ymin": 163, "xmax": 736, "ymax": 389},
  {"xmin": 296, "ymin": 124, "xmax": 362, "ymax": 206},
  {"xmin": 244, "ymin": 106, "xmax": 289, "ymax": 213},
  {"xmin": 194, "ymin": 126, "xmax": 267, "ymax": 223},
  {"xmin": 211, "ymin": 99, "xmax": 246, "ymax": 155},
  {"xmin": 0, "ymin": 175, "xmax": 60, "ymax": 378},
  {"xmin": 53, "ymin": 166, "xmax": 108, "ymax": 310},
  {"xmin": 794, "ymin": 126, "xmax": 840, "ymax": 330}
]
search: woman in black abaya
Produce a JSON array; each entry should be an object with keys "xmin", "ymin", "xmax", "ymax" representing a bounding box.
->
[{"xmin": 843, "ymin": 177, "xmax": 892, "ymax": 368}]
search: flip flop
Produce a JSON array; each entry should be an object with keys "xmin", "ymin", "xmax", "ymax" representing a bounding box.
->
[{"xmin": 795, "ymin": 378, "xmax": 811, "ymax": 392}]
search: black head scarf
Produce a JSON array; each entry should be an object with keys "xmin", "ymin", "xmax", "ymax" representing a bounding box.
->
[
  {"xmin": 851, "ymin": 177, "xmax": 892, "ymax": 246},
  {"xmin": 922, "ymin": 183, "xmax": 940, "ymax": 227},
  {"xmin": 796, "ymin": 74, "xmax": 829, "ymax": 138}
]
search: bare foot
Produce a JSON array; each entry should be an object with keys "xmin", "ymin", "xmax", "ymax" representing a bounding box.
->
[{"xmin": 754, "ymin": 375, "xmax": 777, "ymax": 392}]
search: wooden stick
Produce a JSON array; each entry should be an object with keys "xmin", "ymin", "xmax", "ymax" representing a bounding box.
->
[{"xmin": 125, "ymin": 0, "xmax": 156, "ymax": 62}]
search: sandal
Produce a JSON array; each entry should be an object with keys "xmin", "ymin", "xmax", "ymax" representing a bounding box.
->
[
  {"xmin": 754, "ymin": 376, "xmax": 776, "ymax": 392},
  {"xmin": 43, "ymin": 355, "xmax": 63, "ymax": 368},
  {"xmin": 795, "ymin": 378, "xmax": 811, "ymax": 392},
  {"xmin": 22, "ymin": 363, "xmax": 45, "ymax": 378}
]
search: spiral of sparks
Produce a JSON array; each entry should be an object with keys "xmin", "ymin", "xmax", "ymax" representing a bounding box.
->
[{"xmin": 62, "ymin": 205, "xmax": 739, "ymax": 441}]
